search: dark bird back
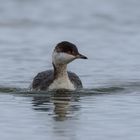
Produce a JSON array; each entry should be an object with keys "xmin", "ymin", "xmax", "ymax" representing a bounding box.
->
[{"xmin": 32, "ymin": 70, "xmax": 83, "ymax": 91}]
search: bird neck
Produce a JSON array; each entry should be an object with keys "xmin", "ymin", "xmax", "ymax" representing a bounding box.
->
[{"xmin": 53, "ymin": 63, "xmax": 68, "ymax": 79}]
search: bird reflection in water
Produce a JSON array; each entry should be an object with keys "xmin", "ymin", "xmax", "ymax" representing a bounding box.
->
[{"xmin": 32, "ymin": 90, "xmax": 80, "ymax": 121}]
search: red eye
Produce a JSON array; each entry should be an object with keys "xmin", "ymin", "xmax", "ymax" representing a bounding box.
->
[{"xmin": 67, "ymin": 51, "xmax": 71, "ymax": 54}]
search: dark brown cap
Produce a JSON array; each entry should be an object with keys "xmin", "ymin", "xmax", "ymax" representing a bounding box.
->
[{"xmin": 55, "ymin": 41, "xmax": 87, "ymax": 59}]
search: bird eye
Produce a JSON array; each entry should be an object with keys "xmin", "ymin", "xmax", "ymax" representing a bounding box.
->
[{"xmin": 67, "ymin": 51, "xmax": 71, "ymax": 54}]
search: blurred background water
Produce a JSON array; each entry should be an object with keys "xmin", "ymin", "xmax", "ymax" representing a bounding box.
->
[{"xmin": 0, "ymin": 0, "xmax": 140, "ymax": 140}]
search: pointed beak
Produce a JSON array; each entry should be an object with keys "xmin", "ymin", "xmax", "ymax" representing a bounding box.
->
[{"xmin": 76, "ymin": 53, "xmax": 88, "ymax": 59}]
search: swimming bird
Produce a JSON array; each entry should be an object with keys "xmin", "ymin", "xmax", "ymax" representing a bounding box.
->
[{"xmin": 31, "ymin": 41, "xmax": 87, "ymax": 91}]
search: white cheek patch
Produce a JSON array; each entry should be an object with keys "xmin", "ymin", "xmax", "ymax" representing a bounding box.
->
[{"xmin": 53, "ymin": 52, "xmax": 75, "ymax": 65}]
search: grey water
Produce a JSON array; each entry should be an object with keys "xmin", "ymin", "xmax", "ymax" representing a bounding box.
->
[{"xmin": 0, "ymin": 0, "xmax": 140, "ymax": 139}]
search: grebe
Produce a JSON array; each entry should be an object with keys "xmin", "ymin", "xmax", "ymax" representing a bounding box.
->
[{"xmin": 32, "ymin": 41, "xmax": 87, "ymax": 91}]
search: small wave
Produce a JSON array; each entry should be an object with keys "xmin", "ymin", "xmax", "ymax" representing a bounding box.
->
[
  {"xmin": 2, "ymin": 80, "xmax": 140, "ymax": 97},
  {"xmin": 0, "ymin": 86, "xmax": 20, "ymax": 93},
  {"xmin": 0, "ymin": 85, "xmax": 125, "ymax": 97}
]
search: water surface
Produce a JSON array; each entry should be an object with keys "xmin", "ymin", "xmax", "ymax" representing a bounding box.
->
[{"xmin": 0, "ymin": 0, "xmax": 140, "ymax": 140}]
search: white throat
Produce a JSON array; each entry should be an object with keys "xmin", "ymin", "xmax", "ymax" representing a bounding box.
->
[
  {"xmin": 48, "ymin": 51, "xmax": 76, "ymax": 90},
  {"xmin": 52, "ymin": 51, "xmax": 75, "ymax": 66},
  {"xmin": 48, "ymin": 63, "xmax": 75, "ymax": 90}
]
